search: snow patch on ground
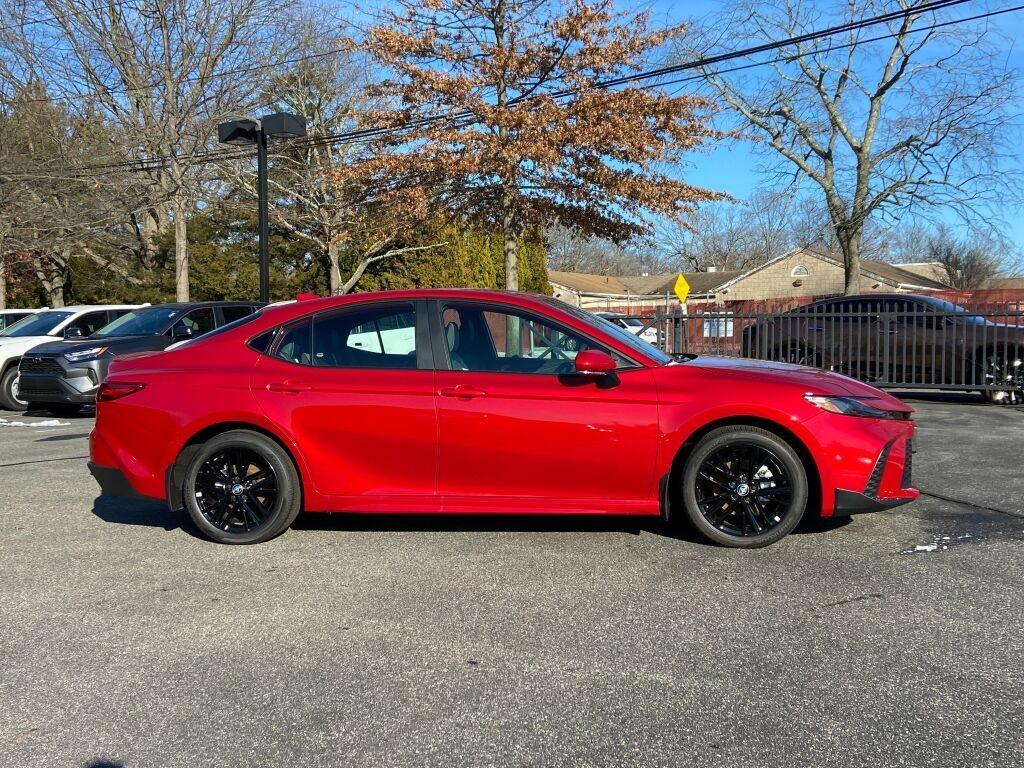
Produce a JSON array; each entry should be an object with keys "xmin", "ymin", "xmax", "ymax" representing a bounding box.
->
[
  {"xmin": 0, "ymin": 417, "xmax": 70, "ymax": 428},
  {"xmin": 902, "ymin": 533, "xmax": 973, "ymax": 555}
]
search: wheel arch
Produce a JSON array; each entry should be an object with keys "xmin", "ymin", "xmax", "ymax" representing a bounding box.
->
[
  {"xmin": 664, "ymin": 415, "xmax": 822, "ymax": 522},
  {"xmin": 165, "ymin": 421, "xmax": 307, "ymax": 512}
]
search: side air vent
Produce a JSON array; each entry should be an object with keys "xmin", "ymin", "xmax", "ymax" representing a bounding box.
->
[{"xmin": 864, "ymin": 440, "xmax": 894, "ymax": 498}]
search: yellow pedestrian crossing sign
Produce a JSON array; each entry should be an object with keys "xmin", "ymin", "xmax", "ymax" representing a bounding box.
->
[{"xmin": 673, "ymin": 274, "xmax": 690, "ymax": 304}]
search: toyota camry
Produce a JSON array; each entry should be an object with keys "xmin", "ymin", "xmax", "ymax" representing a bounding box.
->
[{"xmin": 89, "ymin": 290, "xmax": 918, "ymax": 547}]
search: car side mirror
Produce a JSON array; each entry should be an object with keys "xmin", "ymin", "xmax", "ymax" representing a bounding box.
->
[
  {"xmin": 574, "ymin": 349, "xmax": 616, "ymax": 376},
  {"xmin": 64, "ymin": 327, "xmax": 83, "ymax": 338},
  {"xmin": 171, "ymin": 325, "xmax": 193, "ymax": 341}
]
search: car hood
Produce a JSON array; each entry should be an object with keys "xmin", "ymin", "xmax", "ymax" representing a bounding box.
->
[
  {"xmin": 674, "ymin": 356, "xmax": 912, "ymax": 410},
  {"xmin": 0, "ymin": 336, "xmax": 54, "ymax": 357},
  {"xmin": 28, "ymin": 335, "xmax": 171, "ymax": 357}
]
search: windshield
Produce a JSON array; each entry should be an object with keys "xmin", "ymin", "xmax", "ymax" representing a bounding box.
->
[
  {"xmin": 543, "ymin": 298, "xmax": 672, "ymax": 365},
  {"xmin": 921, "ymin": 298, "xmax": 988, "ymax": 324},
  {"xmin": 0, "ymin": 310, "xmax": 72, "ymax": 337},
  {"xmin": 94, "ymin": 307, "xmax": 183, "ymax": 337}
]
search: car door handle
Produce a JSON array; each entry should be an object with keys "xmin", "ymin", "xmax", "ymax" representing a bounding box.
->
[
  {"xmin": 439, "ymin": 385, "xmax": 487, "ymax": 399},
  {"xmin": 266, "ymin": 381, "xmax": 312, "ymax": 394}
]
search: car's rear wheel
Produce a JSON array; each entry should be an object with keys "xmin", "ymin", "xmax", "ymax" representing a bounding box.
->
[
  {"xmin": 182, "ymin": 430, "xmax": 302, "ymax": 544},
  {"xmin": 681, "ymin": 426, "xmax": 808, "ymax": 548},
  {"xmin": 0, "ymin": 366, "xmax": 27, "ymax": 411}
]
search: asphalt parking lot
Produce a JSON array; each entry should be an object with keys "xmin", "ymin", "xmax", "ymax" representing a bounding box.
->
[{"xmin": 1, "ymin": 395, "xmax": 1022, "ymax": 768}]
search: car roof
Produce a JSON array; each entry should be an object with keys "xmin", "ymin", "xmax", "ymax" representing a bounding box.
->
[
  {"xmin": 259, "ymin": 289, "xmax": 554, "ymax": 319},
  {"xmin": 47, "ymin": 305, "xmax": 143, "ymax": 313},
  {"xmin": 134, "ymin": 301, "xmax": 262, "ymax": 310}
]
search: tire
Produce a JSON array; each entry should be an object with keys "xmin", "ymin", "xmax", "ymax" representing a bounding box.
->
[
  {"xmin": 47, "ymin": 404, "xmax": 83, "ymax": 417},
  {"xmin": 181, "ymin": 430, "xmax": 302, "ymax": 544},
  {"xmin": 0, "ymin": 365, "xmax": 27, "ymax": 411},
  {"xmin": 979, "ymin": 347, "xmax": 1024, "ymax": 406},
  {"xmin": 680, "ymin": 426, "xmax": 809, "ymax": 548}
]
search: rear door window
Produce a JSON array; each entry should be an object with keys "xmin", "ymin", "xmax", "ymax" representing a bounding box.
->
[
  {"xmin": 221, "ymin": 305, "xmax": 256, "ymax": 324},
  {"xmin": 313, "ymin": 305, "xmax": 418, "ymax": 369}
]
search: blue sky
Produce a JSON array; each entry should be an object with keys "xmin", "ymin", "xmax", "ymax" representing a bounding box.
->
[{"xmin": 638, "ymin": 0, "xmax": 1024, "ymax": 246}]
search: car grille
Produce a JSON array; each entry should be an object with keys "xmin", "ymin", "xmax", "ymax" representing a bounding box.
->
[
  {"xmin": 17, "ymin": 381, "xmax": 63, "ymax": 397},
  {"xmin": 19, "ymin": 357, "xmax": 64, "ymax": 376}
]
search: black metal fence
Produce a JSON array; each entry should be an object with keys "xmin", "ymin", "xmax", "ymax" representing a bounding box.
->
[{"xmin": 621, "ymin": 302, "xmax": 1024, "ymax": 394}]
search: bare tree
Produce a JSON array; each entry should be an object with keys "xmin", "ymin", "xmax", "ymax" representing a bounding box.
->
[
  {"xmin": 927, "ymin": 228, "xmax": 1004, "ymax": 289},
  {"xmin": 1, "ymin": 0, "xmax": 300, "ymax": 301},
  {"xmin": 681, "ymin": 0, "xmax": 1019, "ymax": 294},
  {"xmin": 656, "ymin": 190, "xmax": 795, "ymax": 272},
  {"xmin": 217, "ymin": 23, "xmax": 443, "ymax": 296}
]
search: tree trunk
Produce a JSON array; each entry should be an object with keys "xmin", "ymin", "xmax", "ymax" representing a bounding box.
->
[
  {"xmin": 328, "ymin": 240, "xmax": 343, "ymax": 296},
  {"xmin": 0, "ymin": 249, "xmax": 6, "ymax": 311},
  {"xmin": 173, "ymin": 197, "xmax": 189, "ymax": 302},
  {"xmin": 501, "ymin": 196, "xmax": 519, "ymax": 291},
  {"xmin": 840, "ymin": 228, "xmax": 862, "ymax": 295}
]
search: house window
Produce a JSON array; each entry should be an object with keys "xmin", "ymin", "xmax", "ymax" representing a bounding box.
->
[
  {"xmin": 791, "ymin": 265, "xmax": 810, "ymax": 277},
  {"xmin": 702, "ymin": 313, "xmax": 734, "ymax": 338}
]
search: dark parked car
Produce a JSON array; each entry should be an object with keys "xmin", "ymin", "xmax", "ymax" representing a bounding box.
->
[
  {"xmin": 18, "ymin": 302, "xmax": 260, "ymax": 415},
  {"xmin": 740, "ymin": 294, "xmax": 1024, "ymax": 404}
]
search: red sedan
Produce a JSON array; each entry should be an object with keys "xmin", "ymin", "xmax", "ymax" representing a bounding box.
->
[{"xmin": 89, "ymin": 290, "xmax": 918, "ymax": 547}]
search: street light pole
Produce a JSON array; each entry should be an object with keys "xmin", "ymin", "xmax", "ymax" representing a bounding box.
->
[
  {"xmin": 217, "ymin": 113, "xmax": 307, "ymax": 304},
  {"xmin": 256, "ymin": 127, "xmax": 270, "ymax": 304}
]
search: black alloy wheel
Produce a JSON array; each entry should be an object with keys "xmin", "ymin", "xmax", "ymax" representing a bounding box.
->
[
  {"xmin": 195, "ymin": 447, "xmax": 279, "ymax": 533},
  {"xmin": 182, "ymin": 430, "xmax": 302, "ymax": 544},
  {"xmin": 681, "ymin": 426, "xmax": 808, "ymax": 548},
  {"xmin": 982, "ymin": 350, "xmax": 1024, "ymax": 405}
]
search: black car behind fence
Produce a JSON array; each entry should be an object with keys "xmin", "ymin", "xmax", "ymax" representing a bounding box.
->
[{"xmin": 618, "ymin": 298, "xmax": 1024, "ymax": 404}]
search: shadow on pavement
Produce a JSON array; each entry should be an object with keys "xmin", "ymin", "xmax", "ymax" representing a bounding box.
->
[
  {"xmin": 92, "ymin": 494, "xmax": 851, "ymax": 545},
  {"xmin": 90, "ymin": 494, "xmax": 199, "ymax": 537}
]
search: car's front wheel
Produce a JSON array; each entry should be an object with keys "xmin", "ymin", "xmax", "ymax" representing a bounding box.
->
[
  {"xmin": 0, "ymin": 365, "xmax": 27, "ymax": 411},
  {"xmin": 182, "ymin": 430, "xmax": 302, "ymax": 544},
  {"xmin": 680, "ymin": 426, "xmax": 808, "ymax": 548}
]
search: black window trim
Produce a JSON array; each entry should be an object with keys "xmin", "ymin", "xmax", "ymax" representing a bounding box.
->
[
  {"xmin": 430, "ymin": 298, "xmax": 643, "ymax": 375},
  {"xmin": 265, "ymin": 300, "xmax": 430, "ymax": 371}
]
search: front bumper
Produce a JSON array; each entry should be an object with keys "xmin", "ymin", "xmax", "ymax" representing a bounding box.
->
[
  {"xmin": 832, "ymin": 434, "xmax": 918, "ymax": 515},
  {"xmin": 17, "ymin": 356, "xmax": 109, "ymax": 404},
  {"xmin": 834, "ymin": 488, "xmax": 918, "ymax": 515}
]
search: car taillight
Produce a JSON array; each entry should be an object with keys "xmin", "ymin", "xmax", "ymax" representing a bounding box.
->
[{"xmin": 97, "ymin": 382, "xmax": 145, "ymax": 402}]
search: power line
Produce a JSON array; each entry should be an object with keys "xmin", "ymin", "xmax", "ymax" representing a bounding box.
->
[
  {"xmin": 26, "ymin": 0, "xmax": 977, "ymax": 106},
  {"xmin": 3, "ymin": 0, "xmax": 1013, "ymax": 178}
]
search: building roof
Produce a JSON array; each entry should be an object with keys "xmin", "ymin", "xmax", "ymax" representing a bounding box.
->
[
  {"xmin": 981, "ymin": 276, "xmax": 1024, "ymax": 290},
  {"xmin": 549, "ymin": 248, "xmax": 949, "ymax": 301},
  {"xmin": 889, "ymin": 261, "xmax": 950, "ymax": 286},
  {"xmin": 549, "ymin": 269, "xmax": 741, "ymax": 297},
  {"xmin": 858, "ymin": 259, "xmax": 949, "ymax": 290}
]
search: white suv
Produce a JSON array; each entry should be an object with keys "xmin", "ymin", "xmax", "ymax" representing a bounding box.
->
[
  {"xmin": 0, "ymin": 305, "xmax": 143, "ymax": 411},
  {"xmin": 594, "ymin": 311, "xmax": 660, "ymax": 345},
  {"xmin": 0, "ymin": 308, "xmax": 45, "ymax": 332}
]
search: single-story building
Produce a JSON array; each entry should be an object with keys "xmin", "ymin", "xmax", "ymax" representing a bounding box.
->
[{"xmin": 549, "ymin": 247, "xmax": 950, "ymax": 312}]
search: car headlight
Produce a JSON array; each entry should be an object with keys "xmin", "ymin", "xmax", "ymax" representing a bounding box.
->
[
  {"xmin": 804, "ymin": 394, "xmax": 906, "ymax": 420},
  {"xmin": 64, "ymin": 346, "xmax": 108, "ymax": 363}
]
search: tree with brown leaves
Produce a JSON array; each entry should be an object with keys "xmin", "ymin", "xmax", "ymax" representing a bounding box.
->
[{"xmin": 355, "ymin": 0, "xmax": 723, "ymax": 291}]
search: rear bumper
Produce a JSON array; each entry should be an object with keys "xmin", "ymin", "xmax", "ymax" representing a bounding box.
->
[{"xmin": 88, "ymin": 461, "xmax": 147, "ymax": 499}]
